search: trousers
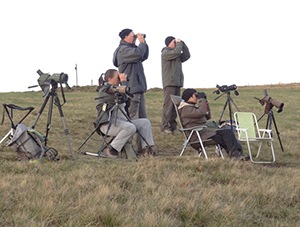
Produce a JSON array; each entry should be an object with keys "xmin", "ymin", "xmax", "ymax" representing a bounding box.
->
[
  {"xmin": 161, "ymin": 86, "xmax": 180, "ymax": 131},
  {"xmin": 100, "ymin": 118, "xmax": 154, "ymax": 152}
]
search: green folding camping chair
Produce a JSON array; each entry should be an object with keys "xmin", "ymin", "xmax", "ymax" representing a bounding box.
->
[{"xmin": 234, "ymin": 112, "xmax": 275, "ymax": 163}]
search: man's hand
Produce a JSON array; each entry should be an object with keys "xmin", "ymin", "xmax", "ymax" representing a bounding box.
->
[
  {"xmin": 119, "ymin": 73, "xmax": 127, "ymax": 82},
  {"xmin": 137, "ymin": 33, "xmax": 145, "ymax": 43}
]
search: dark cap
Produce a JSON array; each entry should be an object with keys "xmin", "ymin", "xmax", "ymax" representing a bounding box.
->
[
  {"xmin": 182, "ymin": 88, "xmax": 197, "ymax": 102},
  {"xmin": 119, "ymin": 28, "xmax": 132, "ymax": 39},
  {"xmin": 165, "ymin": 36, "xmax": 175, "ymax": 46}
]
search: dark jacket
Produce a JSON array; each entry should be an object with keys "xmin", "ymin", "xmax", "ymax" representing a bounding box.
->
[
  {"xmin": 113, "ymin": 40, "xmax": 149, "ymax": 94},
  {"xmin": 161, "ymin": 41, "xmax": 190, "ymax": 88}
]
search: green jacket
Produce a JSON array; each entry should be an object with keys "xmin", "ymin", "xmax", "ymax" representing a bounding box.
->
[
  {"xmin": 161, "ymin": 41, "xmax": 190, "ymax": 88},
  {"xmin": 94, "ymin": 81, "xmax": 129, "ymax": 129}
]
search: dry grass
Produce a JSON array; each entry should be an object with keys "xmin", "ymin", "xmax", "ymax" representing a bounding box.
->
[{"xmin": 0, "ymin": 83, "xmax": 300, "ymax": 226}]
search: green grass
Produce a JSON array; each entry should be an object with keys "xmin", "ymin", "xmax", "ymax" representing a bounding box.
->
[{"xmin": 0, "ymin": 83, "xmax": 300, "ymax": 226}]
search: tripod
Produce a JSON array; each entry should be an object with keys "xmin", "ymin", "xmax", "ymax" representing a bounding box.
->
[
  {"xmin": 31, "ymin": 82, "xmax": 75, "ymax": 159},
  {"xmin": 215, "ymin": 91, "xmax": 240, "ymax": 130},
  {"xmin": 78, "ymin": 93, "xmax": 154, "ymax": 157},
  {"xmin": 257, "ymin": 108, "xmax": 284, "ymax": 152}
]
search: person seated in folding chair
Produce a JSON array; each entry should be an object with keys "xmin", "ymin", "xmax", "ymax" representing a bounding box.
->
[
  {"xmin": 178, "ymin": 88, "xmax": 248, "ymax": 160},
  {"xmin": 95, "ymin": 68, "xmax": 156, "ymax": 158}
]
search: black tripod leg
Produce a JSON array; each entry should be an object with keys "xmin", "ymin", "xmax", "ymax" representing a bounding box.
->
[
  {"xmin": 31, "ymin": 95, "xmax": 50, "ymax": 129},
  {"xmin": 44, "ymin": 95, "xmax": 54, "ymax": 146},
  {"xmin": 218, "ymin": 100, "xmax": 228, "ymax": 124},
  {"xmin": 54, "ymin": 94, "xmax": 75, "ymax": 159},
  {"xmin": 77, "ymin": 126, "xmax": 99, "ymax": 151},
  {"xmin": 228, "ymin": 98, "xmax": 234, "ymax": 130},
  {"xmin": 270, "ymin": 112, "xmax": 284, "ymax": 152},
  {"xmin": 229, "ymin": 97, "xmax": 240, "ymax": 112}
]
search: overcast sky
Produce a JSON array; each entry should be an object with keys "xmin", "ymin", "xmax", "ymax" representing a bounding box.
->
[{"xmin": 0, "ymin": 0, "xmax": 299, "ymax": 92}]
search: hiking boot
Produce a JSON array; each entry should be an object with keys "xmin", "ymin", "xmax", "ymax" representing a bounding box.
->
[
  {"xmin": 138, "ymin": 146, "xmax": 157, "ymax": 158},
  {"xmin": 230, "ymin": 150, "xmax": 250, "ymax": 161},
  {"xmin": 137, "ymin": 147, "xmax": 149, "ymax": 158},
  {"xmin": 103, "ymin": 145, "xmax": 119, "ymax": 158},
  {"xmin": 147, "ymin": 146, "xmax": 157, "ymax": 156}
]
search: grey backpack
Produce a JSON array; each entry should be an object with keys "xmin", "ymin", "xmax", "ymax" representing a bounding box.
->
[{"xmin": 7, "ymin": 123, "xmax": 59, "ymax": 161}]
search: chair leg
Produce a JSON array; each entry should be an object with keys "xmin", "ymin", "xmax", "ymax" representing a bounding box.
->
[
  {"xmin": 248, "ymin": 140, "xmax": 276, "ymax": 164},
  {"xmin": 179, "ymin": 141, "xmax": 189, "ymax": 156},
  {"xmin": 246, "ymin": 140, "xmax": 254, "ymax": 163},
  {"xmin": 196, "ymin": 131, "xmax": 208, "ymax": 159},
  {"xmin": 217, "ymin": 144, "xmax": 224, "ymax": 159},
  {"xmin": 256, "ymin": 141, "xmax": 263, "ymax": 158},
  {"xmin": 0, "ymin": 128, "xmax": 14, "ymax": 144},
  {"xmin": 270, "ymin": 141, "xmax": 276, "ymax": 163}
]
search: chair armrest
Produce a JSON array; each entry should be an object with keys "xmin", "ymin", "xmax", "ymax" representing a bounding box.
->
[
  {"xmin": 179, "ymin": 125, "xmax": 207, "ymax": 132},
  {"xmin": 258, "ymin": 129, "xmax": 272, "ymax": 133},
  {"xmin": 185, "ymin": 125, "xmax": 207, "ymax": 131},
  {"xmin": 236, "ymin": 128, "xmax": 247, "ymax": 132}
]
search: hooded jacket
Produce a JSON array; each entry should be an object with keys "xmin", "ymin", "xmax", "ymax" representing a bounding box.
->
[
  {"xmin": 178, "ymin": 98, "xmax": 216, "ymax": 140},
  {"xmin": 113, "ymin": 40, "xmax": 149, "ymax": 94},
  {"xmin": 94, "ymin": 81, "xmax": 129, "ymax": 131},
  {"xmin": 161, "ymin": 41, "xmax": 190, "ymax": 88}
]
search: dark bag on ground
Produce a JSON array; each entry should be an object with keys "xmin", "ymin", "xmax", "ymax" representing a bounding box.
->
[{"xmin": 7, "ymin": 123, "xmax": 59, "ymax": 161}]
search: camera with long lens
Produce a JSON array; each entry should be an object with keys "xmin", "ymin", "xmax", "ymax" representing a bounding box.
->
[
  {"xmin": 104, "ymin": 84, "xmax": 133, "ymax": 97},
  {"xmin": 255, "ymin": 90, "xmax": 284, "ymax": 113},
  {"xmin": 36, "ymin": 69, "xmax": 71, "ymax": 96},
  {"xmin": 103, "ymin": 84, "xmax": 133, "ymax": 104},
  {"xmin": 106, "ymin": 85, "xmax": 130, "ymax": 94},
  {"xmin": 213, "ymin": 84, "xmax": 239, "ymax": 96}
]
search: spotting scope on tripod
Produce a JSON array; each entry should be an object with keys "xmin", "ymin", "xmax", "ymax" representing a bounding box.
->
[
  {"xmin": 214, "ymin": 84, "xmax": 240, "ymax": 130},
  {"xmin": 255, "ymin": 89, "xmax": 284, "ymax": 152},
  {"xmin": 29, "ymin": 69, "xmax": 75, "ymax": 159}
]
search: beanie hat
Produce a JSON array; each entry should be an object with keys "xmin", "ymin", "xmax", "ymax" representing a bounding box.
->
[
  {"xmin": 182, "ymin": 88, "xmax": 197, "ymax": 102},
  {"xmin": 165, "ymin": 36, "xmax": 175, "ymax": 46},
  {"xmin": 119, "ymin": 28, "xmax": 132, "ymax": 39}
]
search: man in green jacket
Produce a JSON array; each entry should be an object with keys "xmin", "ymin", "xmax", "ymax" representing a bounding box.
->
[{"xmin": 161, "ymin": 36, "xmax": 190, "ymax": 134}]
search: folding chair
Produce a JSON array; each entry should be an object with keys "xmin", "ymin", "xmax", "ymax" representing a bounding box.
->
[
  {"xmin": 78, "ymin": 121, "xmax": 115, "ymax": 157},
  {"xmin": 0, "ymin": 103, "xmax": 34, "ymax": 144},
  {"xmin": 170, "ymin": 95, "xmax": 223, "ymax": 159},
  {"xmin": 234, "ymin": 112, "xmax": 275, "ymax": 163}
]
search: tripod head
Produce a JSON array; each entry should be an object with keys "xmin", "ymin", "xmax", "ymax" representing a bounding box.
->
[
  {"xmin": 213, "ymin": 84, "xmax": 239, "ymax": 101},
  {"xmin": 255, "ymin": 89, "xmax": 284, "ymax": 114},
  {"xmin": 29, "ymin": 69, "xmax": 71, "ymax": 99}
]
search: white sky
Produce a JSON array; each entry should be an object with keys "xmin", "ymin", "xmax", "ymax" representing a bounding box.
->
[{"xmin": 1, "ymin": 0, "xmax": 299, "ymax": 92}]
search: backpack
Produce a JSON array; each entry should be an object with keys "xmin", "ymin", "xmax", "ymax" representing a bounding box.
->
[{"xmin": 7, "ymin": 123, "xmax": 59, "ymax": 161}]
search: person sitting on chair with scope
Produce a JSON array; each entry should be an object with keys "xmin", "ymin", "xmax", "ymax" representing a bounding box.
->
[
  {"xmin": 95, "ymin": 68, "xmax": 156, "ymax": 158},
  {"xmin": 178, "ymin": 88, "xmax": 248, "ymax": 160}
]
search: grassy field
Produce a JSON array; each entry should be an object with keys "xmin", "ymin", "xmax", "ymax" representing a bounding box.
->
[{"xmin": 0, "ymin": 83, "xmax": 300, "ymax": 226}]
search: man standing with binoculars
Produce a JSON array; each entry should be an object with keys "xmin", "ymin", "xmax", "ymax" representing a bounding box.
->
[{"xmin": 113, "ymin": 28, "xmax": 149, "ymax": 152}]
